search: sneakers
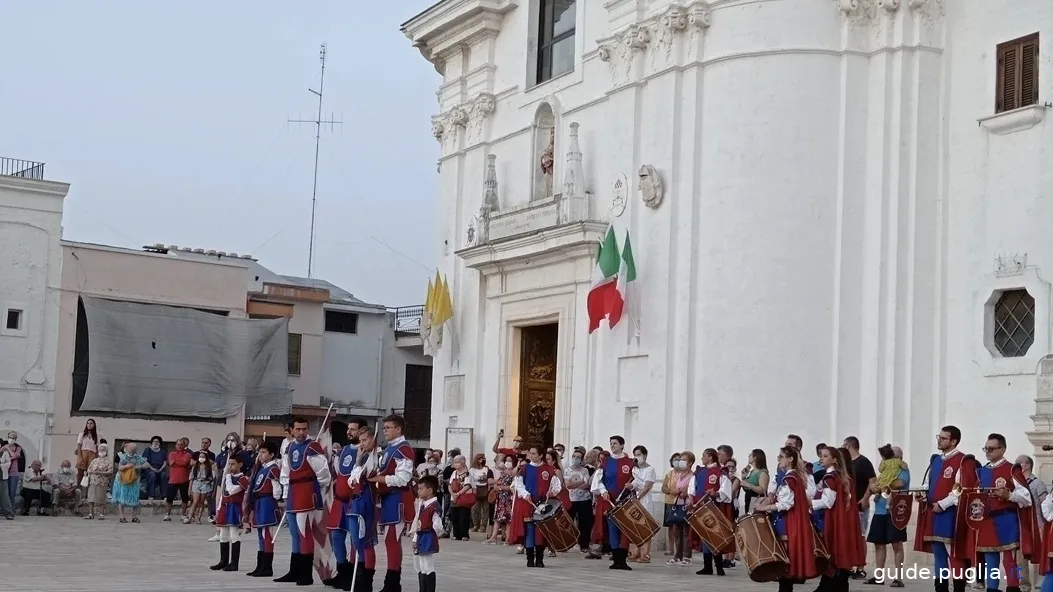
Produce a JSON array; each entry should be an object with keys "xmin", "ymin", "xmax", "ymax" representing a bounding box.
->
[
  {"xmin": 181, "ymin": 516, "xmax": 191, "ymax": 524},
  {"xmin": 162, "ymin": 514, "xmax": 171, "ymax": 522},
  {"xmin": 208, "ymin": 534, "xmax": 221, "ymax": 542}
]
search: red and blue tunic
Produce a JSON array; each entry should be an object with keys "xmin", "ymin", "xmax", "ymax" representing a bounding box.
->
[
  {"xmin": 217, "ymin": 473, "xmax": 250, "ymax": 526},
  {"xmin": 345, "ymin": 452, "xmax": 378, "ymax": 547},
  {"xmin": 768, "ymin": 471, "xmax": 820, "ymax": 581},
  {"xmin": 249, "ymin": 462, "xmax": 281, "ymax": 528},
  {"xmin": 692, "ymin": 465, "xmax": 733, "ymax": 519},
  {"xmin": 285, "ymin": 438, "xmax": 327, "ymax": 513},
  {"xmin": 816, "ymin": 470, "xmax": 865, "ymax": 570},
  {"xmin": 591, "ymin": 455, "xmax": 634, "ymax": 541},
  {"xmin": 414, "ymin": 501, "xmax": 441, "ymax": 556},
  {"xmin": 326, "ymin": 444, "xmax": 358, "ymax": 530},
  {"xmin": 375, "ymin": 438, "xmax": 416, "ymax": 525},
  {"xmin": 507, "ymin": 463, "xmax": 556, "ymax": 545},
  {"xmin": 914, "ymin": 451, "xmax": 969, "ymax": 549},
  {"xmin": 975, "ymin": 460, "xmax": 1037, "ymax": 553}
]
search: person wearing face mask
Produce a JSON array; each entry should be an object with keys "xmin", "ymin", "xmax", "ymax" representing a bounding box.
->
[
  {"xmin": 85, "ymin": 443, "xmax": 113, "ymax": 520},
  {"xmin": 626, "ymin": 446, "xmax": 657, "ymax": 563},
  {"xmin": 508, "ymin": 445, "xmax": 563, "ymax": 567},
  {"xmin": 52, "ymin": 459, "xmax": 82, "ymax": 513},
  {"xmin": 189, "ymin": 451, "xmax": 216, "ymax": 524},
  {"xmin": 4, "ymin": 432, "xmax": 23, "ymax": 506},
  {"xmin": 663, "ymin": 452, "xmax": 694, "ymax": 565},
  {"xmin": 416, "ymin": 451, "xmax": 440, "ymax": 480},
  {"xmin": 485, "ymin": 453, "xmax": 516, "ymax": 544},
  {"xmin": 563, "ymin": 449, "xmax": 594, "ymax": 552},
  {"xmin": 491, "ymin": 430, "xmax": 524, "ymax": 458},
  {"xmin": 143, "ymin": 436, "xmax": 167, "ymax": 501}
]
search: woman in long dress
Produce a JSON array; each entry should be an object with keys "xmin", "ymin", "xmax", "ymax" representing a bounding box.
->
[
  {"xmin": 85, "ymin": 442, "xmax": 113, "ymax": 519},
  {"xmin": 112, "ymin": 442, "xmax": 149, "ymax": 523}
]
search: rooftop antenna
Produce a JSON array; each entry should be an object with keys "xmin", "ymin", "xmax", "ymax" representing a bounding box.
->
[{"xmin": 288, "ymin": 43, "xmax": 342, "ymax": 278}]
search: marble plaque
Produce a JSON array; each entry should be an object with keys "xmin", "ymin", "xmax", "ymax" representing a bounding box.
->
[{"xmin": 487, "ymin": 199, "xmax": 559, "ymax": 241}]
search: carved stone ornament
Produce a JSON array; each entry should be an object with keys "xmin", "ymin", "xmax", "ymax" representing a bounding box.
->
[
  {"xmin": 638, "ymin": 165, "xmax": 664, "ymax": 209},
  {"xmin": 466, "ymin": 93, "xmax": 496, "ymax": 143},
  {"xmin": 610, "ymin": 173, "xmax": 628, "ymax": 217},
  {"xmin": 877, "ymin": 0, "xmax": 899, "ymax": 12},
  {"xmin": 431, "ymin": 93, "xmax": 496, "ymax": 152},
  {"xmin": 598, "ymin": 2, "xmax": 711, "ymax": 86},
  {"xmin": 994, "ymin": 253, "xmax": 1028, "ymax": 278},
  {"xmin": 466, "ymin": 216, "xmax": 478, "ymax": 248}
]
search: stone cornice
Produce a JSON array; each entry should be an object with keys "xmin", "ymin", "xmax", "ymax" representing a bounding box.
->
[
  {"xmin": 0, "ymin": 175, "xmax": 70, "ymax": 198},
  {"xmin": 401, "ymin": 0, "xmax": 517, "ymax": 76},
  {"xmin": 456, "ymin": 221, "xmax": 607, "ymax": 275},
  {"xmin": 596, "ymin": 2, "xmax": 711, "ymax": 86},
  {"xmin": 431, "ymin": 92, "xmax": 497, "ymax": 151}
]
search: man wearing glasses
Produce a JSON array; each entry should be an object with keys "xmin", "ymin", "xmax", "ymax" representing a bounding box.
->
[
  {"xmin": 973, "ymin": 433, "xmax": 1035, "ymax": 592},
  {"xmin": 913, "ymin": 425, "xmax": 976, "ymax": 592}
]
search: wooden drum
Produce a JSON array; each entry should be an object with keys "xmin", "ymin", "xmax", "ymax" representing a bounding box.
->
[
  {"xmin": 687, "ymin": 501, "xmax": 736, "ymax": 554},
  {"xmin": 812, "ymin": 524, "xmax": 830, "ymax": 574},
  {"xmin": 734, "ymin": 514, "xmax": 790, "ymax": 583},
  {"xmin": 605, "ymin": 494, "xmax": 660, "ymax": 547},
  {"xmin": 532, "ymin": 501, "xmax": 579, "ymax": 553}
]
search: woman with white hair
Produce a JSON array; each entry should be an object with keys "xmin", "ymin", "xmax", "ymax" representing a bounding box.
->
[
  {"xmin": 447, "ymin": 455, "xmax": 474, "ymax": 540},
  {"xmin": 85, "ymin": 442, "xmax": 114, "ymax": 519}
]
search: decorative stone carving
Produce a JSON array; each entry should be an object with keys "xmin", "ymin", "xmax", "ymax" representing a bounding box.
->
[
  {"xmin": 560, "ymin": 122, "xmax": 587, "ymax": 224},
  {"xmin": 687, "ymin": 3, "xmax": 711, "ymax": 29},
  {"xmin": 994, "ymin": 253, "xmax": 1028, "ymax": 278},
  {"xmin": 638, "ymin": 165, "xmax": 664, "ymax": 209},
  {"xmin": 540, "ymin": 130, "xmax": 555, "ymax": 197},
  {"xmin": 597, "ymin": 38, "xmax": 634, "ymax": 87},
  {"xmin": 877, "ymin": 0, "xmax": 899, "ymax": 12},
  {"xmin": 598, "ymin": 2, "xmax": 712, "ymax": 84},
  {"xmin": 466, "ymin": 216, "xmax": 478, "ymax": 247},
  {"xmin": 466, "ymin": 93, "xmax": 496, "ymax": 144},
  {"xmin": 838, "ymin": 0, "xmax": 859, "ymax": 13},
  {"xmin": 910, "ymin": 0, "xmax": 946, "ymax": 41},
  {"xmin": 430, "ymin": 116, "xmax": 445, "ymax": 143},
  {"xmin": 483, "ymin": 153, "xmax": 500, "ymax": 213},
  {"xmin": 610, "ymin": 173, "xmax": 628, "ymax": 217},
  {"xmin": 629, "ymin": 26, "xmax": 651, "ymax": 50}
]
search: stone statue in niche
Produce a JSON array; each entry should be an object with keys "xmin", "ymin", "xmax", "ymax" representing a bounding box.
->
[
  {"xmin": 638, "ymin": 165, "xmax": 664, "ymax": 209},
  {"xmin": 540, "ymin": 130, "xmax": 554, "ymax": 197}
]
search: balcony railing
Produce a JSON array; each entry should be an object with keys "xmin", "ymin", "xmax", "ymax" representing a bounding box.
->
[
  {"xmin": 391, "ymin": 406, "xmax": 431, "ymax": 440},
  {"xmin": 0, "ymin": 157, "xmax": 45, "ymax": 180},
  {"xmin": 391, "ymin": 305, "xmax": 424, "ymax": 338}
]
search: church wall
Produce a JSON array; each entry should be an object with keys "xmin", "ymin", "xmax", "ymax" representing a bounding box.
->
[{"xmin": 943, "ymin": 0, "xmax": 1053, "ymax": 458}]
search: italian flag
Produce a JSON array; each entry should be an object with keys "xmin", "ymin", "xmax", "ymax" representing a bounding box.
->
[
  {"xmin": 587, "ymin": 227, "xmax": 622, "ymax": 333},
  {"xmin": 612, "ymin": 230, "xmax": 637, "ymax": 338}
]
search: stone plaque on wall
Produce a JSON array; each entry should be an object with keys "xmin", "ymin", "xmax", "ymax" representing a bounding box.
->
[
  {"xmin": 487, "ymin": 199, "xmax": 559, "ymax": 241},
  {"xmin": 443, "ymin": 374, "xmax": 465, "ymax": 412}
]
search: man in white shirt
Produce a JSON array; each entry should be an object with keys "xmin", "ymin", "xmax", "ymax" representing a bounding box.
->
[
  {"xmin": 52, "ymin": 459, "xmax": 83, "ymax": 514},
  {"xmin": 20, "ymin": 460, "xmax": 53, "ymax": 516}
]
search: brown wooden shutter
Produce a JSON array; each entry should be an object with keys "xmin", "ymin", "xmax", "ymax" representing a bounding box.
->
[
  {"xmin": 1001, "ymin": 46, "xmax": 1018, "ymax": 112},
  {"xmin": 1021, "ymin": 39, "xmax": 1039, "ymax": 107}
]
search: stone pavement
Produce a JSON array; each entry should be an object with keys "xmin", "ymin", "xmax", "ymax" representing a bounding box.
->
[{"xmin": 2, "ymin": 514, "xmax": 960, "ymax": 592}]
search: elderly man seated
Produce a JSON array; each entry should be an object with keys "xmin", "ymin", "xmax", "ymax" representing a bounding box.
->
[
  {"xmin": 52, "ymin": 459, "xmax": 82, "ymax": 515},
  {"xmin": 20, "ymin": 460, "xmax": 53, "ymax": 516}
]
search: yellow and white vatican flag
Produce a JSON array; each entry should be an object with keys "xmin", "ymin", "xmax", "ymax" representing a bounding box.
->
[
  {"xmin": 431, "ymin": 272, "xmax": 454, "ymax": 352},
  {"xmin": 421, "ymin": 277, "xmax": 437, "ymax": 356}
]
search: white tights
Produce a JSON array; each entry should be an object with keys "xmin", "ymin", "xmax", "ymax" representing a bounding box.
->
[
  {"xmin": 413, "ymin": 554, "xmax": 436, "ymax": 575},
  {"xmin": 218, "ymin": 525, "xmax": 241, "ymax": 543}
]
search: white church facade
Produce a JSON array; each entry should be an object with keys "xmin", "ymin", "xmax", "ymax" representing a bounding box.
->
[{"xmin": 402, "ymin": 0, "xmax": 1053, "ymax": 476}]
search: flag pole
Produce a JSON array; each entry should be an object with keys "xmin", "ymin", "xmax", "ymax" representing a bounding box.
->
[{"xmin": 272, "ymin": 403, "xmax": 334, "ymax": 542}]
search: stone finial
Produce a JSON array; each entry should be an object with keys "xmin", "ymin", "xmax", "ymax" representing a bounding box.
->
[
  {"xmin": 562, "ymin": 122, "xmax": 585, "ymax": 198},
  {"xmin": 483, "ymin": 153, "xmax": 499, "ymax": 213}
]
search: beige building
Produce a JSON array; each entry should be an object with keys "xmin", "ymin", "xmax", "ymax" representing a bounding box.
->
[{"xmin": 50, "ymin": 241, "xmax": 255, "ymax": 460}]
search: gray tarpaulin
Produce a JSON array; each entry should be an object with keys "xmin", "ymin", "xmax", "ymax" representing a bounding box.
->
[{"xmin": 81, "ymin": 296, "xmax": 292, "ymax": 418}]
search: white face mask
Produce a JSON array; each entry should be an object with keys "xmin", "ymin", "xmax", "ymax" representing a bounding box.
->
[
  {"xmin": 634, "ymin": 455, "xmax": 644, "ymax": 464},
  {"xmin": 504, "ymin": 461, "xmax": 513, "ymax": 469},
  {"xmin": 61, "ymin": 467, "xmax": 71, "ymax": 473},
  {"xmin": 198, "ymin": 457, "xmax": 207, "ymax": 463},
  {"xmin": 676, "ymin": 460, "xmax": 688, "ymax": 469}
]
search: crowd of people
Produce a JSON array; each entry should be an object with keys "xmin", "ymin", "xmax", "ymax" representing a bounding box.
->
[{"xmin": 9, "ymin": 416, "xmax": 1053, "ymax": 592}]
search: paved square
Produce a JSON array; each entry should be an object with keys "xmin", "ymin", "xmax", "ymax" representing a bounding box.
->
[{"xmin": 3, "ymin": 514, "xmax": 949, "ymax": 591}]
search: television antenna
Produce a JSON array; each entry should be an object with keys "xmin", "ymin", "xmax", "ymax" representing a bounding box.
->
[{"xmin": 288, "ymin": 43, "xmax": 342, "ymax": 278}]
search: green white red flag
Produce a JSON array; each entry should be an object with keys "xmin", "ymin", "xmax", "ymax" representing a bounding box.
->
[{"xmin": 587, "ymin": 227, "xmax": 620, "ymax": 333}]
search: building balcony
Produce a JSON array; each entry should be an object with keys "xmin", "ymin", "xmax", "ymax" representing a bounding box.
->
[
  {"xmin": 391, "ymin": 305, "xmax": 424, "ymax": 347},
  {"xmin": 0, "ymin": 157, "xmax": 45, "ymax": 180}
]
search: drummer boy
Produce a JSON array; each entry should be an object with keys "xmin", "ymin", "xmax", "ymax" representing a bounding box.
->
[
  {"xmin": 687, "ymin": 448, "xmax": 734, "ymax": 576},
  {"xmin": 410, "ymin": 475, "xmax": 442, "ymax": 592}
]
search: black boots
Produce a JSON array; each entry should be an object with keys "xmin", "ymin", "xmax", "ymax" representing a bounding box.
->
[
  {"xmin": 248, "ymin": 552, "xmax": 273, "ymax": 577},
  {"xmin": 610, "ymin": 548, "xmax": 632, "ymax": 570},
  {"xmin": 275, "ymin": 554, "xmax": 299, "ymax": 583},
  {"xmin": 378, "ymin": 569, "xmax": 401, "ymax": 592},
  {"xmin": 418, "ymin": 572, "xmax": 435, "ymax": 592},
  {"xmin": 778, "ymin": 579, "xmax": 796, "ymax": 592},
  {"xmin": 526, "ymin": 547, "xmax": 536, "ymax": 567},
  {"xmin": 354, "ymin": 565, "xmax": 375, "ymax": 592},
  {"xmin": 534, "ymin": 546, "xmax": 546, "ymax": 568},
  {"xmin": 211, "ymin": 542, "xmax": 230, "ymax": 571},
  {"xmin": 222, "ymin": 541, "xmax": 241, "ymax": 572},
  {"xmin": 274, "ymin": 554, "xmax": 313, "ymax": 585},
  {"xmin": 296, "ymin": 553, "xmax": 314, "ymax": 586},
  {"xmin": 324, "ymin": 562, "xmax": 351, "ymax": 588},
  {"xmin": 696, "ymin": 552, "xmax": 715, "ymax": 575}
]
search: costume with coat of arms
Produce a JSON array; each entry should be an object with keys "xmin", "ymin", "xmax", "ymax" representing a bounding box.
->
[
  {"xmin": 811, "ymin": 468, "xmax": 865, "ymax": 571},
  {"xmin": 590, "ymin": 454, "xmax": 636, "ymax": 549},
  {"xmin": 687, "ymin": 464, "xmax": 733, "ymax": 554},
  {"xmin": 970, "ymin": 458, "xmax": 1038, "ymax": 591},
  {"xmin": 508, "ymin": 462, "xmax": 562, "ymax": 547}
]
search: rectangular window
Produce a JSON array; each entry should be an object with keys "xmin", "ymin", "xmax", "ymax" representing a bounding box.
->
[
  {"xmin": 996, "ymin": 33, "xmax": 1039, "ymax": 113},
  {"xmin": 536, "ymin": 0, "xmax": 576, "ymax": 85},
  {"xmin": 324, "ymin": 310, "xmax": 359, "ymax": 334},
  {"xmin": 288, "ymin": 333, "xmax": 302, "ymax": 375},
  {"xmin": 5, "ymin": 309, "xmax": 22, "ymax": 331}
]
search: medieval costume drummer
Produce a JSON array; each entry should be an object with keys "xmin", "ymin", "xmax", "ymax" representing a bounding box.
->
[
  {"xmin": 344, "ymin": 424, "xmax": 381, "ymax": 592},
  {"xmin": 246, "ymin": 441, "xmax": 283, "ymax": 578},
  {"xmin": 590, "ymin": 436, "xmax": 637, "ymax": 571},
  {"xmin": 275, "ymin": 416, "xmax": 332, "ymax": 586},
  {"xmin": 754, "ymin": 446, "xmax": 820, "ymax": 592},
  {"xmin": 687, "ymin": 448, "xmax": 733, "ymax": 577},
  {"xmin": 1037, "ymin": 492, "xmax": 1053, "ymax": 592},
  {"xmin": 323, "ymin": 419, "xmax": 365, "ymax": 589},
  {"xmin": 812, "ymin": 446, "xmax": 866, "ymax": 592},
  {"xmin": 509, "ymin": 445, "xmax": 562, "ymax": 568},
  {"xmin": 913, "ymin": 425, "xmax": 978, "ymax": 592},
  {"xmin": 973, "ymin": 433, "xmax": 1039, "ymax": 592}
]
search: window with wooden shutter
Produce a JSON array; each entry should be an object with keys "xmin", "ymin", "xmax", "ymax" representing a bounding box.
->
[{"xmin": 996, "ymin": 33, "xmax": 1040, "ymax": 113}]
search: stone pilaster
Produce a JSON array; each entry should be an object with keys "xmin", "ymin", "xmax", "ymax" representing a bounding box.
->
[{"xmin": 1026, "ymin": 355, "xmax": 1053, "ymax": 482}]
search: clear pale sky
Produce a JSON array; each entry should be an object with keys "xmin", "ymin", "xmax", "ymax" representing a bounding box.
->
[{"xmin": 0, "ymin": 1, "xmax": 440, "ymax": 307}]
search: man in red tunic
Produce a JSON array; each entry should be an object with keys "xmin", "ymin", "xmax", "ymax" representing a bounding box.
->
[
  {"xmin": 688, "ymin": 448, "xmax": 733, "ymax": 576},
  {"xmin": 275, "ymin": 416, "xmax": 332, "ymax": 586},
  {"xmin": 366, "ymin": 414, "xmax": 415, "ymax": 592},
  {"xmin": 590, "ymin": 436, "xmax": 636, "ymax": 570},
  {"xmin": 974, "ymin": 433, "xmax": 1037, "ymax": 592}
]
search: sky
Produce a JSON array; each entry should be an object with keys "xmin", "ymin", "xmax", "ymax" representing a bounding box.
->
[{"xmin": 0, "ymin": 0, "xmax": 441, "ymax": 307}]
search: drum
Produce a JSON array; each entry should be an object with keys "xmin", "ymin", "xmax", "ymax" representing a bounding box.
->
[
  {"xmin": 605, "ymin": 494, "xmax": 661, "ymax": 547},
  {"xmin": 735, "ymin": 514, "xmax": 789, "ymax": 583},
  {"xmin": 812, "ymin": 525, "xmax": 830, "ymax": 574},
  {"xmin": 532, "ymin": 501, "xmax": 579, "ymax": 552},
  {"xmin": 687, "ymin": 501, "xmax": 736, "ymax": 554}
]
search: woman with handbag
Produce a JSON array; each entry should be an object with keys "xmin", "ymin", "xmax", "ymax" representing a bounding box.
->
[
  {"xmin": 664, "ymin": 451, "xmax": 694, "ymax": 566},
  {"xmin": 468, "ymin": 453, "xmax": 494, "ymax": 534},
  {"xmin": 112, "ymin": 441, "xmax": 149, "ymax": 523},
  {"xmin": 448, "ymin": 456, "xmax": 475, "ymax": 540}
]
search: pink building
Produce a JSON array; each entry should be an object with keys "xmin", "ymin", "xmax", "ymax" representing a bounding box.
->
[{"xmin": 50, "ymin": 241, "xmax": 254, "ymax": 463}]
